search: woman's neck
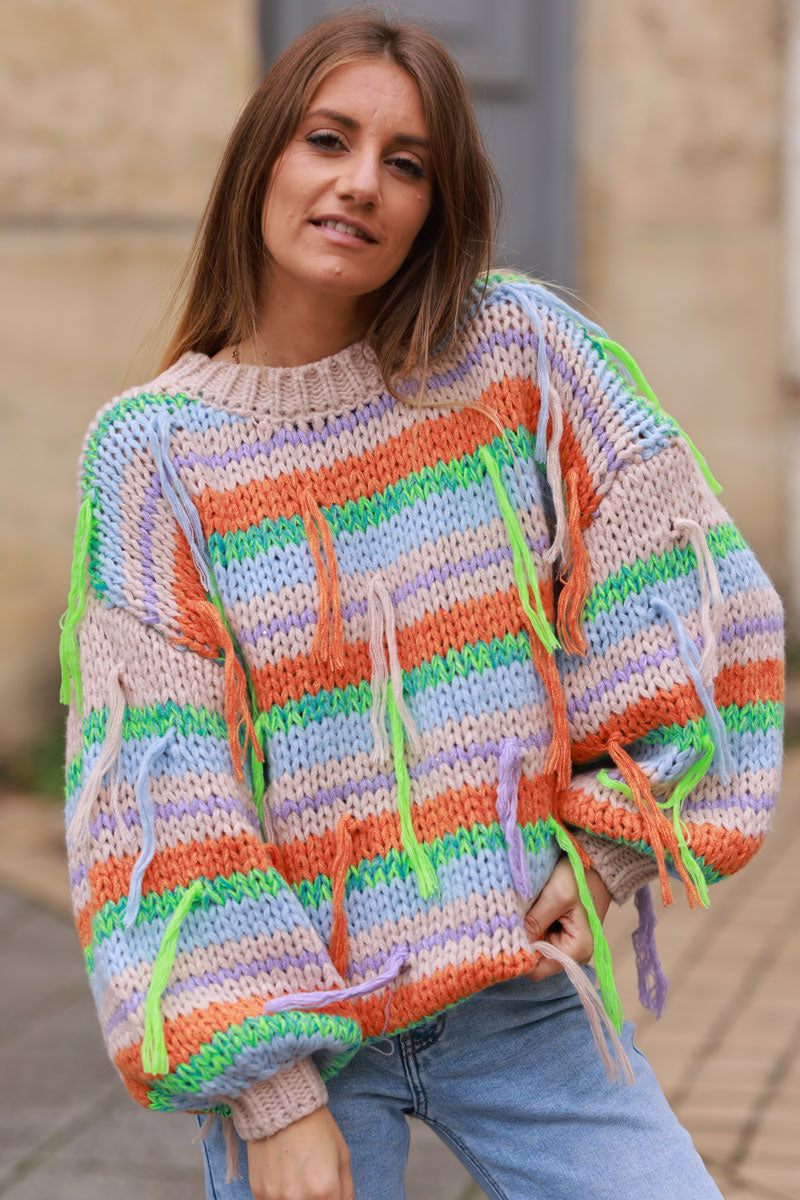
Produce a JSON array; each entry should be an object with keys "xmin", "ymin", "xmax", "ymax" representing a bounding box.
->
[{"xmin": 248, "ymin": 287, "xmax": 375, "ymax": 367}]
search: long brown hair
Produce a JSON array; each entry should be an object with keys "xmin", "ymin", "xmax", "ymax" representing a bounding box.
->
[{"xmin": 158, "ymin": 6, "xmax": 502, "ymax": 391}]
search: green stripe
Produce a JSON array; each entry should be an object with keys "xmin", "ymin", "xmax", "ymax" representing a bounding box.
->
[
  {"xmin": 89, "ymin": 869, "xmax": 288, "ymax": 947},
  {"xmin": 293, "ymin": 818, "xmax": 553, "ymax": 910},
  {"xmin": 583, "ymin": 524, "xmax": 746, "ymax": 624},
  {"xmin": 145, "ymin": 1010, "xmax": 363, "ymax": 1109},
  {"xmin": 207, "ymin": 428, "xmax": 535, "ymax": 566},
  {"xmin": 640, "ymin": 702, "xmax": 783, "ymax": 754},
  {"xmin": 256, "ymin": 630, "xmax": 534, "ymax": 740}
]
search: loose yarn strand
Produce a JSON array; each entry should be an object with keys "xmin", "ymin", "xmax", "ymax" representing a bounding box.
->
[
  {"xmin": 675, "ymin": 518, "xmax": 724, "ymax": 689},
  {"xmin": 479, "ymin": 445, "xmax": 558, "ymax": 654},
  {"xmin": 141, "ymin": 878, "xmax": 204, "ymax": 1075},
  {"xmin": 549, "ymin": 816, "xmax": 624, "ymax": 1033},
  {"xmin": 123, "ymin": 729, "xmax": 176, "ymax": 930},
  {"xmin": 496, "ymin": 736, "xmax": 532, "ymax": 899},
  {"xmin": 530, "ymin": 939, "xmax": 634, "ymax": 1085},
  {"xmin": 387, "ymin": 688, "xmax": 439, "ymax": 898},
  {"xmin": 68, "ymin": 661, "xmax": 126, "ymax": 845},
  {"xmin": 59, "ymin": 491, "xmax": 94, "ymax": 708},
  {"xmin": 595, "ymin": 337, "xmax": 722, "ymax": 494},
  {"xmin": 632, "ymin": 884, "xmax": 669, "ymax": 1017}
]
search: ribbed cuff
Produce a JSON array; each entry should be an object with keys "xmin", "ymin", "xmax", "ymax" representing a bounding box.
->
[
  {"xmin": 573, "ymin": 831, "xmax": 659, "ymax": 905},
  {"xmin": 228, "ymin": 1059, "xmax": 329, "ymax": 1141}
]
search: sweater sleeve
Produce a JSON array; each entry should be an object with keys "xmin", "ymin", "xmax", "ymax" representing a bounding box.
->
[
  {"xmin": 548, "ymin": 321, "xmax": 785, "ymax": 907},
  {"xmin": 62, "ymin": 398, "xmax": 361, "ymax": 1138}
]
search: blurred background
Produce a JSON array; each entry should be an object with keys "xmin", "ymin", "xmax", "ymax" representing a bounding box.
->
[{"xmin": 1, "ymin": 2, "xmax": 798, "ymax": 1198}]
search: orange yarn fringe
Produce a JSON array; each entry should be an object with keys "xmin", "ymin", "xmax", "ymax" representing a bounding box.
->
[
  {"xmin": 328, "ymin": 817, "xmax": 354, "ymax": 979},
  {"xmin": 301, "ymin": 489, "xmax": 345, "ymax": 670},
  {"xmin": 556, "ymin": 469, "xmax": 590, "ymax": 657},
  {"xmin": 528, "ymin": 632, "xmax": 592, "ymax": 872},
  {"xmin": 195, "ymin": 599, "xmax": 262, "ymax": 782},
  {"xmin": 608, "ymin": 742, "xmax": 703, "ymax": 910}
]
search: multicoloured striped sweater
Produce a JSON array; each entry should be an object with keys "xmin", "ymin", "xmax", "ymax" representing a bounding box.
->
[{"xmin": 62, "ymin": 277, "xmax": 784, "ymax": 1140}]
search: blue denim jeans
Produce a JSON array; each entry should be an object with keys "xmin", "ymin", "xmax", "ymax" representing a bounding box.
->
[{"xmin": 197, "ymin": 970, "xmax": 722, "ymax": 1199}]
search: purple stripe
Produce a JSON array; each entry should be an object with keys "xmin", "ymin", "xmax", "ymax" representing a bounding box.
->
[
  {"xmin": 104, "ymin": 947, "xmax": 330, "ymax": 1036},
  {"xmin": 347, "ymin": 911, "xmax": 525, "ymax": 980},
  {"xmin": 70, "ymin": 863, "xmax": 89, "ymax": 887},
  {"xmin": 567, "ymin": 643, "xmax": 685, "ymax": 719},
  {"xmin": 684, "ymin": 791, "xmax": 777, "ymax": 816},
  {"xmin": 719, "ymin": 615, "xmax": 783, "ymax": 644},
  {"xmin": 87, "ymin": 793, "xmax": 253, "ymax": 840},
  {"xmin": 172, "ymin": 393, "xmax": 395, "ymax": 470},
  {"xmin": 272, "ymin": 731, "xmax": 551, "ymax": 823}
]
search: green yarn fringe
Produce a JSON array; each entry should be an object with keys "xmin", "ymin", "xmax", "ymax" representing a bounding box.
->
[
  {"xmin": 387, "ymin": 689, "xmax": 439, "ymax": 899},
  {"xmin": 596, "ymin": 337, "xmax": 722, "ymax": 495},
  {"xmin": 479, "ymin": 445, "xmax": 559, "ymax": 654},
  {"xmin": 59, "ymin": 491, "xmax": 94, "ymax": 708},
  {"xmin": 549, "ymin": 817, "xmax": 624, "ymax": 1033},
  {"xmin": 655, "ymin": 740, "xmax": 714, "ymax": 908},
  {"xmin": 142, "ymin": 879, "xmax": 204, "ymax": 1076}
]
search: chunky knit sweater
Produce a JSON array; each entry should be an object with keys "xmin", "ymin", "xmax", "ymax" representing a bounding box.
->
[{"xmin": 62, "ymin": 277, "xmax": 784, "ymax": 1142}]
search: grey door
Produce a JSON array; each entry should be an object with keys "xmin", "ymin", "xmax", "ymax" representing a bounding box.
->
[{"xmin": 259, "ymin": 0, "xmax": 575, "ymax": 286}]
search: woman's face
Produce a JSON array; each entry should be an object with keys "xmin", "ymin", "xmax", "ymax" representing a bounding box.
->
[{"xmin": 261, "ymin": 58, "xmax": 434, "ymax": 314}]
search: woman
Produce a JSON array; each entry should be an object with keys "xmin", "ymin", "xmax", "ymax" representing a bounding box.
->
[{"xmin": 61, "ymin": 9, "xmax": 784, "ymax": 1200}]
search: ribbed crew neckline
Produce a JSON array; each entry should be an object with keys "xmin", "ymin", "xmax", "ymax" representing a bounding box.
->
[{"xmin": 156, "ymin": 341, "xmax": 386, "ymax": 421}]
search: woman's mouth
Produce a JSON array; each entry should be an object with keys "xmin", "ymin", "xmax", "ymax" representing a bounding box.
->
[{"xmin": 311, "ymin": 219, "xmax": 376, "ymax": 243}]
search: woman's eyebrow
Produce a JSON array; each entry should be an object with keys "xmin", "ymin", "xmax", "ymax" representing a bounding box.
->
[{"xmin": 305, "ymin": 107, "xmax": 430, "ymax": 149}]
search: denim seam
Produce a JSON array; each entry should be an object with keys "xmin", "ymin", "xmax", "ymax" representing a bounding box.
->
[
  {"xmin": 398, "ymin": 1032, "xmax": 428, "ymax": 1118},
  {"xmin": 411, "ymin": 1013, "xmax": 447, "ymax": 1052},
  {"xmin": 198, "ymin": 1123, "xmax": 221, "ymax": 1200},
  {"xmin": 423, "ymin": 1115, "xmax": 510, "ymax": 1200}
]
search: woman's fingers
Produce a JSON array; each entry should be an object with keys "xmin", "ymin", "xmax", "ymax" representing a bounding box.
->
[{"xmin": 524, "ymin": 859, "xmax": 612, "ymax": 981}]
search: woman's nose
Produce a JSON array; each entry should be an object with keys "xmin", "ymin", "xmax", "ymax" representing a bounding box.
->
[{"xmin": 335, "ymin": 151, "xmax": 380, "ymax": 207}]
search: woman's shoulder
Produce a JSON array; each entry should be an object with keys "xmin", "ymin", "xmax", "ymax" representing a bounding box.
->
[{"xmin": 76, "ymin": 353, "xmax": 214, "ymax": 489}]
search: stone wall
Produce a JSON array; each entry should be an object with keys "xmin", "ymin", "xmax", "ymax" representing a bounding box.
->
[
  {"xmin": 0, "ymin": 0, "xmax": 258, "ymax": 756},
  {"xmin": 576, "ymin": 0, "xmax": 787, "ymax": 601}
]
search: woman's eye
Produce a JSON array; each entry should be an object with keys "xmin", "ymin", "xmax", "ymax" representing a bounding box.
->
[
  {"xmin": 389, "ymin": 156, "xmax": 426, "ymax": 180},
  {"xmin": 306, "ymin": 130, "xmax": 344, "ymax": 151}
]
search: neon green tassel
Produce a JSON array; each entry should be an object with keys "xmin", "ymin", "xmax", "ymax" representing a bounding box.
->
[
  {"xmin": 250, "ymin": 714, "xmax": 267, "ymax": 838},
  {"xmin": 597, "ymin": 768, "xmax": 634, "ymax": 801},
  {"xmin": 549, "ymin": 817, "xmax": 624, "ymax": 1033},
  {"xmin": 478, "ymin": 445, "xmax": 559, "ymax": 654},
  {"xmin": 387, "ymin": 689, "xmax": 438, "ymax": 899},
  {"xmin": 656, "ymin": 741, "xmax": 714, "ymax": 908},
  {"xmin": 142, "ymin": 879, "xmax": 204, "ymax": 1075},
  {"xmin": 59, "ymin": 492, "xmax": 94, "ymax": 708},
  {"xmin": 596, "ymin": 337, "xmax": 722, "ymax": 495}
]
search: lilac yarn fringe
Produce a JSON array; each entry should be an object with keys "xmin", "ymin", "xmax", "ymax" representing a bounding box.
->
[
  {"xmin": 496, "ymin": 737, "xmax": 532, "ymax": 899},
  {"xmin": 263, "ymin": 944, "xmax": 409, "ymax": 1014},
  {"xmin": 632, "ymin": 884, "xmax": 668, "ymax": 1017}
]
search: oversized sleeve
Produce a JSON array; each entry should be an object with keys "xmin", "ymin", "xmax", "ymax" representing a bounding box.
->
[
  {"xmin": 545, "ymin": 307, "xmax": 785, "ymax": 910},
  {"xmin": 61, "ymin": 395, "xmax": 362, "ymax": 1139}
]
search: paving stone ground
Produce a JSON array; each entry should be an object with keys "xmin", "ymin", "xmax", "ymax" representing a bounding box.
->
[{"xmin": 1, "ymin": 747, "xmax": 798, "ymax": 1199}]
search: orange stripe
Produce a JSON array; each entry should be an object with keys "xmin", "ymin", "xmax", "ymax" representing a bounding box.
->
[
  {"xmin": 86, "ymin": 832, "xmax": 274, "ymax": 912},
  {"xmin": 571, "ymin": 659, "xmax": 784, "ymax": 764},
  {"xmin": 714, "ymin": 659, "xmax": 784, "ymax": 707},
  {"xmin": 277, "ymin": 775, "xmax": 555, "ymax": 887},
  {"xmin": 560, "ymin": 786, "xmax": 763, "ymax": 877},
  {"xmin": 192, "ymin": 377, "xmax": 601, "ymax": 542},
  {"xmin": 571, "ymin": 681, "xmax": 704, "ymax": 763},
  {"xmin": 252, "ymin": 582, "xmax": 553, "ymax": 710},
  {"xmin": 354, "ymin": 949, "xmax": 538, "ymax": 1039}
]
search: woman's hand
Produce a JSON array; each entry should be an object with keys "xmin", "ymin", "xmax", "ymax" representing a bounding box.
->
[
  {"xmin": 247, "ymin": 1105, "xmax": 355, "ymax": 1200},
  {"xmin": 524, "ymin": 857, "xmax": 612, "ymax": 981}
]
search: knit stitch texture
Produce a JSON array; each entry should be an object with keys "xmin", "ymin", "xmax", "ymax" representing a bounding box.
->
[{"xmin": 62, "ymin": 279, "xmax": 785, "ymax": 1137}]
